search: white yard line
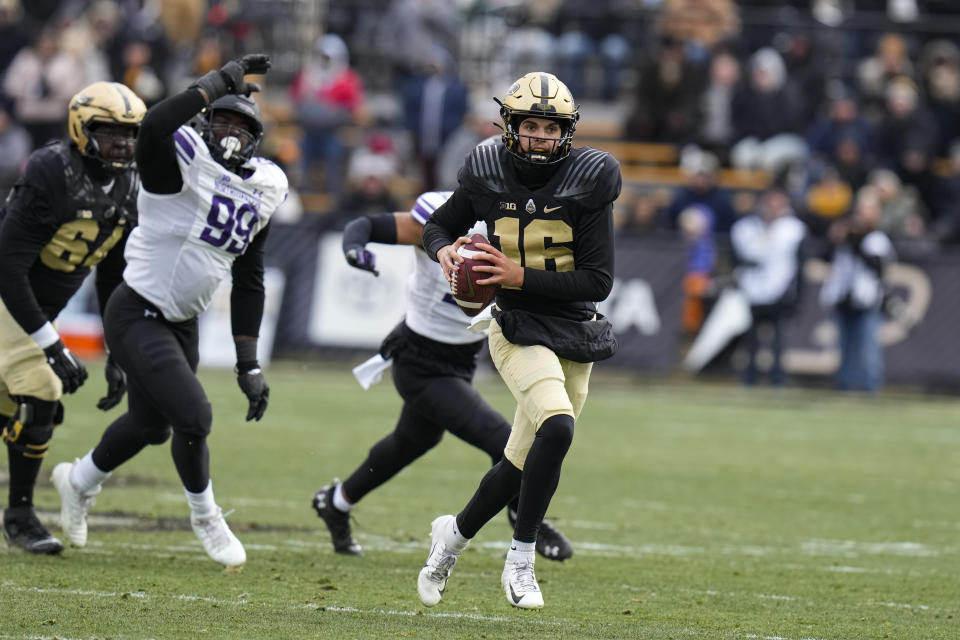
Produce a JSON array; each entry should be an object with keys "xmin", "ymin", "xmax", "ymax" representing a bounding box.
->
[
  {"xmin": 304, "ymin": 604, "xmax": 564, "ymax": 625},
  {"xmin": 60, "ymin": 533, "xmax": 955, "ymax": 562},
  {"xmin": 0, "ymin": 582, "xmax": 561, "ymax": 627},
  {"xmin": 743, "ymin": 635, "xmax": 846, "ymax": 640}
]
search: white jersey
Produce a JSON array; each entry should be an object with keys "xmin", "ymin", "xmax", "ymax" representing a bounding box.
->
[
  {"xmin": 124, "ymin": 125, "xmax": 288, "ymax": 322},
  {"xmin": 404, "ymin": 191, "xmax": 487, "ymax": 345}
]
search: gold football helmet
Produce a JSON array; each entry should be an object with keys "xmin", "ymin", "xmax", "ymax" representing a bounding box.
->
[
  {"xmin": 495, "ymin": 72, "xmax": 579, "ymax": 164},
  {"xmin": 68, "ymin": 82, "xmax": 146, "ymax": 174}
]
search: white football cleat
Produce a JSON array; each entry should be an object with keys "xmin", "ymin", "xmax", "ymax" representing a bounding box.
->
[
  {"xmin": 502, "ymin": 556, "xmax": 544, "ymax": 609},
  {"xmin": 51, "ymin": 460, "xmax": 100, "ymax": 547},
  {"xmin": 417, "ymin": 515, "xmax": 464, "ymax": 606},
  {"xmin": 191, "ymin": 508, "xmax": 246, "ymax": 567}
]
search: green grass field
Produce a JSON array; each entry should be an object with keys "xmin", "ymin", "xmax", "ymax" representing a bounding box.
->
[{"xmin": 1, "ymin": 359, "xmax": 958, "ymax": 639}]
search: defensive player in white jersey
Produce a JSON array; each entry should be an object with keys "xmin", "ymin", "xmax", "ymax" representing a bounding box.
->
[
  {"xmin": 52, "ymin": 54, "xmax": 284, "ymax": 568},
  {"xmin": 310, "ymin": 190, "xmax": 572, "ymax": 562}
]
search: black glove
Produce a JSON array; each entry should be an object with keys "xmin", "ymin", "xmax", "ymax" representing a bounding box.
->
[
  {"xmin": 97, "ymin": 355, "xmax": 127, "ymax": 411},
  {"xmin": 191, "ymin": 54, "xmax": 271, "ymax": 101},
  {"xmin": 43, "ymin": 340, "xmax": 88, "ymax": 394},
  {"xmin": 345, "ymin": 246, "xmax": 379, "ymax": 276},
  {"xmin": 237, "ymin": 366, "xmax": 269, "ymax": 421}
]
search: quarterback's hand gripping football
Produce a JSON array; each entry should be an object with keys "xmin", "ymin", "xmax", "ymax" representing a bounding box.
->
[
  {"xmin": 344, "ymin": 247, "xmax": 379, "ymax": 276},
  {"xmin": 470, "ymin": 241, "xmax": 524, "ymax": 289},
  {"xmin": 436, "ymin": 238, "xmax": 469, "ymax": 283},
  {"xmin": 237, "ymin": 368, "xmax": 270, "ymax": 421},
  {"xmin": 43, "ymin": 340, "xmax": 88, "ymax": 394},
  {"xmin": 96, "ymin": 355, "xmax": 127, "ymax": 411}
]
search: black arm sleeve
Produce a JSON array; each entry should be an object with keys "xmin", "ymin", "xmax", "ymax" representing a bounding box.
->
[
  {"xmin": 521, "ymin": 203, "xmax": 615, "ymax": 302},
  {"xmin": 0, "ymin": 156, "xmax": 64, "ymax": 334},
  {"xmin": 0, "ymin": 207, "xmax": 57, "ymax": 333},
  {"xmin": 421, "ymin": 188, "xmax": 477, "ymax": 261},
  {"xmin": 94, "ymin": 231, "xmax": 130, "ymax": 317},
  {"xmin": 136, "ymin": 88, "xmax": 208, "ymax": 194},
  {"xmin": 230, "ymin": 222, "xmax": 270, "ymax": 338},
  {"xmin": 342, "ymin": 212, "xmax": 397, "ymax": 251}
]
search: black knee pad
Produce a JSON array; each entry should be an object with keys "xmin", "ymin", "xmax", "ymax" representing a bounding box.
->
[
  {"xmin": 142, "ymin": 425, "xmax": 173, "ymax": 445},
  {"xmin": 175, "ymin": 400, "xmax": 213, "ymax": 439},
  {"xmin": 1, "ymin": 397, "xmax": 60, "ymax": 458},
  {"xmin": 536, "ymin": 414, "xmax": 575, "ymax": 454}
]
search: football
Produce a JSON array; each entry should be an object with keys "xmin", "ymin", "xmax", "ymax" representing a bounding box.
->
[{"xmin": 451, "ymin": 234, "xmax": 498, "ymax": 317}]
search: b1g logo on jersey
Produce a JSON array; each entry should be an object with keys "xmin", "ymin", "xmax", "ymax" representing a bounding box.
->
[
  {"xmin": 499, "ymin": 201, "xmax": 517, "ymax": 211},
  {"xmin": 199, "ymin": 194, "xmax": 259, "ymax": 254}
]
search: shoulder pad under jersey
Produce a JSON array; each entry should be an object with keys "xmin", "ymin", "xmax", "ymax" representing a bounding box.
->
[
  {"xmin": 553, "ymin": 147, "xmax": 622, "ymax": 207},
  {"xmin": 250, "ymin": 157, "xmax": 289, "ymax": 192},
  {"xmin": 459, "ymin": 142, "xmax": 508, "ymax": 194}
]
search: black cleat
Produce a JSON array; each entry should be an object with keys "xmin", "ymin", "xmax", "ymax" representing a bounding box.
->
[
  {"xmin": 3, "ymin": 506, "xmax": 63, "ymax": 555},
  {"xmin": 311, "ymin": 482, "xmax": 363, "ymax": 556},
  {"xmin": 508, "ymin": 507, "xmax": 574, "ymax": 562}
]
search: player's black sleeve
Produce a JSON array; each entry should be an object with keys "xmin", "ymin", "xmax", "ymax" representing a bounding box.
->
[
  {"xmin": 230, "ymin": 222, "xmax": 270, "ymax": 338},
  {"xmin": 136, "ymin": 88, "xmax": 208, "ymax": 194},
  {"xmin": 0, "ymin": 153, "xmax": 67, "ymax": 334},
  {"xmin": 521, "ymin": 203, "xmax": 615, "ymax": 302},
  {"xmin": 421, "ymin": 187, "xmax": 477, "ymax": 261},
  {"xmin": 94, "ymin": 231, "xmax": 130, "ymax": 317}
]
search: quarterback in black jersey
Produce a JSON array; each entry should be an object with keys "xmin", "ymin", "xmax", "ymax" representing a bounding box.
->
[
  {"xmin": 417, "ymin": 72, "xmax": 620, "ymax": 609},
  {"xmin": 0, "ymin": 82, "xmax": 145, "ymax": 554}
]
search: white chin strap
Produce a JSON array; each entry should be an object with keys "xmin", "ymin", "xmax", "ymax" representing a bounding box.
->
[{"xmin": 220, "ymin": 136, "xmax": 242, "ymax": 161}]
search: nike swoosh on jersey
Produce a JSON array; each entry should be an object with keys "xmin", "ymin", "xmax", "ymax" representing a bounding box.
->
[{"xmin": 543, "ymin": 205, "xmax": 562, "ymax": 213}]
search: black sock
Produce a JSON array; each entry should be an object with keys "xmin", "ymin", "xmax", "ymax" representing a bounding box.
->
[
  {"xmin": 514, "ymin": 414, "xmax": 574, "ymax": 543},
  {"xmin": 6, "ymin": 444, "xmax": 42, "ymax": 509},
  {"xmin": 170, "ymin": 432, "xmax": 210, "ymax": 494},
  {"xmin": 456, "ymin": 458, "xmax": 522, "ymax": 538}
]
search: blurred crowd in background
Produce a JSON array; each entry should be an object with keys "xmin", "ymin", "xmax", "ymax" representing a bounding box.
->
[
  {"xmin": 3, "ymin": 0, "xmax": 960, "ymax": 390},
  {"xmin": 4, "ymin": 1, "xmax": 960, "ymax": 242}
]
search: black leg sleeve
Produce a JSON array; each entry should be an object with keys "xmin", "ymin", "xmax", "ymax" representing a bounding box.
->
[
  {"xmin": 91, "ymin": 381, "xmax": 173, "ymax": 472},
  {"xmin": 456, "ymin": 458, "xmax": 523, "ymax": 539},
  {"xmin": 513, "ymin": 414, "xmax": 575, "ymax": 543},
  {"xmin": 171, "ymin": 431, "xmax": 210, "ymax": 493},
  {"xmin": 341, "ymin": 403, "xmax": 441, "ymax": 503}
]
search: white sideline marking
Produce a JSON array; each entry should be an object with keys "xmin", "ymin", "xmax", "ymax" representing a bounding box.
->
[
  {"xmin": 0, "ymin": 635, "xmax": 91, "ymax": 640},
  {"xmin": 1, "ymin": 582, "xmax": 243, "ymax": 605},
  {"xmin": 0, "ymin": 583, "xmax": 560, "ymax": 628},
  {"xmin": 868, "ymin": 600, "xmax": 930, "ymax": 610},
  {"xmin": 800, "ymin": 539, "xmax": 940, "ymax": 557},
  {"xmin": 64, "ymin": 534, "xmax": 955, "ymax": 563},
  {"xmin": 306, "ymin": 604, "xmax": 564, "ymax": 625},
  {"xmin": 743, "ymin": 635, "xmax": 841, "ymax": 640},
  {"xmin": 566, "ymin": 519, "xmax": 618, "ymax": 530}
]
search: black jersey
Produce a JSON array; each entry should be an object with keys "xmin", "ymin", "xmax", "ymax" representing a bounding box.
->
[
  {"xmin": 0, "ymin": 141, "xmax": 138, "ymax": 334},
  {"xmin": 422, "ymin": 141, "xmax": 620, "ymax": 322}
]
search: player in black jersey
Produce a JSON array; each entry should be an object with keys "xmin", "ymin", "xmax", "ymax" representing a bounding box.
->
[
  {"xmin": 0, "ymin": 82, "xmax": 145, "ymax": 553},
  {"xmin": 416, "ymin": 72, "xmax": 620, "ymax": 609},
  {"xmin": 311, "ymin": 190, "xmax": 571, "ymax": 563}
]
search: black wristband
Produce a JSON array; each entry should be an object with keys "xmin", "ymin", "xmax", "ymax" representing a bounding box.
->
[
  {"xmin": 235, "ymin": 339, "xmax": 259, "ymax": 373},
  {"xmin": 189, "ymin": 70, "xmax": 229, "ymax": 103}
]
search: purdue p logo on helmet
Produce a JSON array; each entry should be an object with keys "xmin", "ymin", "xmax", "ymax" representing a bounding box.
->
[
  {"xmin": 495, "ymin": 72, "xmax": 580, "ymax": 164},
  {"xmin": 68, "ymin": 82, "xmax": 146, "ymax": 173}
]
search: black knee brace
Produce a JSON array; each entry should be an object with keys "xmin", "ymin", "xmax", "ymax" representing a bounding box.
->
[
  {"xmin": 1, "ymin": 397, "xmax": 61, "ymax": 458},
  {"xmin": 142, "ymin": 425, "xmax": 173, "ymax": 445}
]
